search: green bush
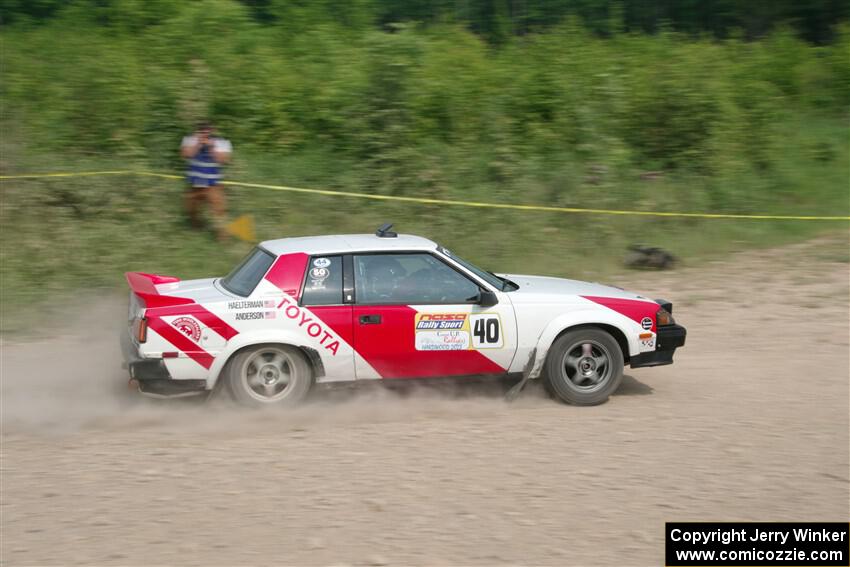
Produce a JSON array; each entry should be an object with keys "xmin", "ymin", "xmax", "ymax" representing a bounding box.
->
[
  {"xmin": 1, "ymin": 1, "xmax": 848, "ymax": 330},
  {"xmin": 2, "ymin": 3, "xmax": 846, "ymax": 176}
]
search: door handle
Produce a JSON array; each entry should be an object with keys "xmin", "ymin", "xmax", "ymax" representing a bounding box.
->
[{"xmin": 359, "ymin": 314, "xmax": 382, "ymax": 325}]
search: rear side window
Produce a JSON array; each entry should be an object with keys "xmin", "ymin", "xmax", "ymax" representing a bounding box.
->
[
  {"xmin": 302, "ymin": 256, "xmax": 343, "ymax": 305},
  {"xmin": 221, "ymin": 247, "xmax": 275, "ymax": 297}
]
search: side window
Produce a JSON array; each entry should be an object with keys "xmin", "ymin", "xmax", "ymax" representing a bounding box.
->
[
  {"xmin": 354, "ymin": 253, "xmax": 480, "ymax": 305},
  {"xmin": 302, "ymin": 256, "xmax": 343, "ymax": 305}
]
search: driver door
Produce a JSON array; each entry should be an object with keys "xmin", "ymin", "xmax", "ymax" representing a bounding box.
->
[{"xmin": 351, "ymin": 252, "xmax": 517, "ymax": 379}]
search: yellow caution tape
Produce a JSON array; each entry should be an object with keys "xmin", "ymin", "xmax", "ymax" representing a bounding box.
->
[
  {"xmin": 2, "ymin": 170, "xmax": 849, "ymax": 221},
  {"xmin": 0, "ymin": 170, "xmax": 133, "ymax": 179}
]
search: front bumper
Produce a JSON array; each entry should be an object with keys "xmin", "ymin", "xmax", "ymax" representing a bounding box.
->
[
  {"xmin": 121, "ymin": 330, "xmax": 207, "ymax": 397},
  {"xmin": 630, "ymin": 324, "xmax": 687, "ymax": 368}
]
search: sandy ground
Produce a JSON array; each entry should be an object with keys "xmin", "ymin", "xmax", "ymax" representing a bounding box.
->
[{"xmin": 1, "ymin": 235, "xmax": 848, "ymax": 566}]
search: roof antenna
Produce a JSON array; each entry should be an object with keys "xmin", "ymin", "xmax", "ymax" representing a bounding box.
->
[{"xmin": 375, "ymin": 223, "xmax": 397, "ymax": 238}]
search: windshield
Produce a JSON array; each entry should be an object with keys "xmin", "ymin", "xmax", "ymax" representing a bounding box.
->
[
  {"xmin": 437, "ymin": 246, "xmax": 518, "ymax": 291},
  {"xmin": 221, "ymin": 247, "xmax": 275, "ymax": 297}
]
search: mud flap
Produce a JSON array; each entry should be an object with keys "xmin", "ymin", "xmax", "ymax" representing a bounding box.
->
[{"xmin": 505, "ymin": 348, "xmax": 536, "ymax": 402}]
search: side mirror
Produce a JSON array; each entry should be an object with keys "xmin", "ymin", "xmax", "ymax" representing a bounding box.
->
[{"xmin": 478, "ymin": 289, "xmax": 499, "ymax": 307}]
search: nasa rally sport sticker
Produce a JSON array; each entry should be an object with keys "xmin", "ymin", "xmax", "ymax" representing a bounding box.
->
[
  {"xmin": 312, "ymin": 257, "xmax": 331, "ymax": 268},
  {"xmin": 415, "ymin": 313, "xmax": 470, "ymax": 351},
  {"xmin": 641, "ymin": 317, "xmax": 653, "ymax": 330},
  {"xmin": 172, "ymin": 316, "xmax": 201, "ymax": 342},
  {"xmin": 413, "ymin": 313, "xmax": 503, "ymax": 351}
]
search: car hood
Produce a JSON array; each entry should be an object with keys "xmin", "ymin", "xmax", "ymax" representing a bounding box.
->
[{"xmin": 499, "ymin": 274, "xmax": 651, "ymax": 303}]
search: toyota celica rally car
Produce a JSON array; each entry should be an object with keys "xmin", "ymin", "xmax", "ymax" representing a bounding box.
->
[{"xmin": 122, "ymin": 225, "xmax": 686, "ymax": 406}]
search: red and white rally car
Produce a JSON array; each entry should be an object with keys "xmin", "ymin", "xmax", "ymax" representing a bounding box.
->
[{"xmin": 122, "ymin": 225, "xmax": 686, "ymax": 406}]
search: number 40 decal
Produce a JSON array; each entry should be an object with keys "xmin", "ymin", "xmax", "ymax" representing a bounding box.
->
[{"xmin": 471, "ymin": 314, "xmax": 503, "ymax": 349}]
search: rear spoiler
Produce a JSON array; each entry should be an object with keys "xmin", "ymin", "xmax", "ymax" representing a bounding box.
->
[{"xmin": 125, "ymin": 272, "xmax": 193, "ymax": 308}]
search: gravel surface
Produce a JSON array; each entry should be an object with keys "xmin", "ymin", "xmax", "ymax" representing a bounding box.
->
[{"xmin": 2, "ymin": 236, "xmax": 848, "ymax": 566}]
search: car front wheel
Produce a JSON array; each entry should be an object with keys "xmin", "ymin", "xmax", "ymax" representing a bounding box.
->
[
  {"xmin": 226, "ymin": 344, "xmax": 312, "ymax": 407},
  {"xmin": 544, "ymin": 328, "xmax": 624, "ymax": 406}
]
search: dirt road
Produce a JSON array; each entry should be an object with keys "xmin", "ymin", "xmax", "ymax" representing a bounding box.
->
[{"xmin": 2, "ymin": 236, "xmax": 848, "ymax": 566}]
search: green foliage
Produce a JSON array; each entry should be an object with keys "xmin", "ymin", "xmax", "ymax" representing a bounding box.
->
[
  {"xmin": 3, "ymin": 3, "xmax": 846, "ymax": 179},
  {"xmin": 1, "ymin": 2, "xmax": 848, "ymax": 331},
  {"xmin": 5, "ymin": 1, "xmax": 846, "ymax": 42}
]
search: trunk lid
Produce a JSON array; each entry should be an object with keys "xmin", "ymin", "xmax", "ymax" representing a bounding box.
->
[{"xmin": 125, "ymin": 272, "xmax": 228, "ymax": 308}]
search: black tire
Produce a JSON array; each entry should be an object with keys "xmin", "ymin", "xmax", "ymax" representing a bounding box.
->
[
  {"xmin": 226, "ymin": 344, "xmax": 312, "ymax": 407},
  {"xmin": 543, "ymin": 328, "xmax": 624, "ymax": 406}
]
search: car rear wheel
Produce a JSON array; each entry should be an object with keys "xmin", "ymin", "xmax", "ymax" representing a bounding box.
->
[
  {"xmin": 544, "ymin": 328, "xmax": 624, "ymax": 406},
  {"xmin": 226, "ymin": 344, "xmax": 312, "ymax": 407}
]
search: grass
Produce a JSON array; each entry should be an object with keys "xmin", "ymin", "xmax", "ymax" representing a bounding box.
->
[
  {"xmin": 1, "ymin": 109, "xmax": 847, "ymax": 336},
  {"xmin": 2, "ymin": 163, "xmax": 847, "ymax": 336}
]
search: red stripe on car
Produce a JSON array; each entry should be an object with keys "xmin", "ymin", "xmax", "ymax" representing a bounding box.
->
[
  {"xmin": 148, "ymin": 304, "xmax": 239, "ymax": 340},
  {"xmin": 312, "ymin": 305, "xmax": 505, "ymax": 379},
  {"xmin": 581, "ymin": 295, "xmax": 658, "ymax": 332},
  {"xmin": 264, "ymin": 253, "xmax": 309, "ymax": 300},
  {"xmin": 308, "ymin": 306, "xmax": 355, "ymax": 348},
  {"xmin": 146, "ymin": 316, "xmax": 215, "ymax": 369}
]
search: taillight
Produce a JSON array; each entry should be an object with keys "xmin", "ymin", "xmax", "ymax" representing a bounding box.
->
[{"xmin": 136, "ymin": 317, "xmax": 148, "ymax": 343}]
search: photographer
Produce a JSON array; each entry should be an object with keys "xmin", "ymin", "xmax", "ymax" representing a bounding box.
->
[{"xmin": 180, "ymin": 121, "xmax": 232, "ymax": 239}]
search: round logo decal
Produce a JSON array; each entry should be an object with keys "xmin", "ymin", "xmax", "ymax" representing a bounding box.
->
[
  {"xmin": 172, "ymin": 317, "xmax": 201, "ymax": 342},
  {"xmin": 641, "ymin": 317, "xmax": 653, "ymax": 330},
  {"xmin": 313, "ymin": 258, "xmax": 331, "ymax": 268},
  {"xmin": 310, "ymin": 267, "xmax": 329, "ymax": 280}
]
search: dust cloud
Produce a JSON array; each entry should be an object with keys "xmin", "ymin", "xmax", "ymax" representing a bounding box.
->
[
  {"xmin": 0, "ymin": 295, "xmax": 547, "ymax": 436},
  {"xmin": 1, "ymin": 296, "xmax": 135, "ymax": 432}
]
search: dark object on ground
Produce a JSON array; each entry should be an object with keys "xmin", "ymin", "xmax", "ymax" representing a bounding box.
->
[{"xmin": 624, "ymin": 245, "xmax": 676, "ymax": 270}]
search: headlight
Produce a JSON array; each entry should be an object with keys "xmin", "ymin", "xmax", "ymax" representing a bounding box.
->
[{"xmin": 656, "ymin": 308, "xmax": 675, "ymax": 326}]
